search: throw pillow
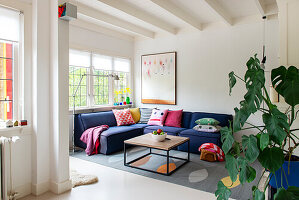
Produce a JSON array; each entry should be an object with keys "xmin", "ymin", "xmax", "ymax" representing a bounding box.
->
[
  {"xmin": 195, "ymin": 118, "xmax": 220, "ymax": 125},
  {"xmin": 164, "ymin": 110, "xmax": 183, "ymax": 128},
  {"xmin": 147, "ymin": 109, "xmax": 168, "ymax": 126},
  {"xmin": 193, "ymin": 125, "xmax": 221, "ymax": 132},
  {"xmin": 112, "ymin": 109, "xmax": 135, "ymax": 126},
  {"xmin": 139, "ymin": 108, "xmax": 154, "ymax": 123},
  {"xmin": 130, "ymin": 108, "xmax": 140, "ymax": 123}
]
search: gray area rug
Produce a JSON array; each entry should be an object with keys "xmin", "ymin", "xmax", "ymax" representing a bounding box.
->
[{"xmin": 72, "ymin": 147, "xmax": 262, "ymax": 200}]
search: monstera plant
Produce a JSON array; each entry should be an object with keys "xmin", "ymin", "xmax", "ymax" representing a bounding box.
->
[{"xmin": 215, "ymin": 54, "xmax": 299, "ymax": 200}]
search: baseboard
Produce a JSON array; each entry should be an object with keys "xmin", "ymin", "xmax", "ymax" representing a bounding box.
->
[
  {"xmin": 50, "ymin": 179, "xmax": 72, "ymax": 194},
  {"xmin": 31, "ymin": 181, "xmax": 49, "ymax": 196},
  {"xmin": 15, "ymin": 182, "xmax": 31, "ymax": 199}
]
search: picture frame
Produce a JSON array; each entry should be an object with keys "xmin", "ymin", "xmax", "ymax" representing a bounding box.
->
[{"xmin": 141, "ymin": 52, "xmax": 176, "ymax": 105}]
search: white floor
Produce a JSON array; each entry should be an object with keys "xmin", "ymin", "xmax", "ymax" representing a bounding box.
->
[{"xmin": 21, "ymin": 156, "xmax": 217, "ymax": 200}]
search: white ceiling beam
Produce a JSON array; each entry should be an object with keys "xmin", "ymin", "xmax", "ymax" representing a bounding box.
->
[
  {"xmin": 254, "ymin": 0, "xmax": 266, "ymax": 16},
  {"xmin": 150, "ymin": 0, "xmax": 202, "ymax": 31},
  {"xmin": 203, "ymin": 0, "xmax": 233, "ymax": 26},
  {"xmin": 75, "ymin": 2, "xmax": 155, "ymax": 39},
  {"xmin": 70, "ymin": 19, "xmax": 134, "ymax": 42},
  {"xmin": 96, "ymin": 0, "xmax": 177, "ymax": 34}
]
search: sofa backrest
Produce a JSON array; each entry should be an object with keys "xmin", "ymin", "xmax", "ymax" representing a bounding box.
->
[
  {"xmin": 189, "ymin": 112, "xmax": 233, "ymax": 129},
  {"xmin": 78, "ymin": 111, "xmax": 117, "ymax": 130},
  {"xmin": 181, "ymin": 111, "xmax": 193, "ymax": 128}
]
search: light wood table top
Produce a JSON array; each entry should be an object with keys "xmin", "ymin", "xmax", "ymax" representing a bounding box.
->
[{"xmin": 124, "ymin": 133, "xmax": 189, "ymax": 151}]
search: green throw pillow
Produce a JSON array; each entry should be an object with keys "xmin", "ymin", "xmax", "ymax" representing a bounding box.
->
[{"xmin": 195, "ymin": 118, "xmax": 220, "ymax": 125}]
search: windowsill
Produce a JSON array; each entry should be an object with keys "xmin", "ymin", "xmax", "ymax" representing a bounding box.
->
[
  {"xmin": 68, "ymin": 104, "xmax": 133, "ymax": 115},
  {"xmin": 0, "ymin": 125, "xmax": 32, "ymax": 136}
]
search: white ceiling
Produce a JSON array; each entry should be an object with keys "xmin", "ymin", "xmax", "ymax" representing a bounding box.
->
[
  {"xmin": 15, "ymin": 0, "xmax": 278, "ymax": 39},
  {"xmin": 71, "ymin": 0, "xmax": 278, "ymax": 39}
]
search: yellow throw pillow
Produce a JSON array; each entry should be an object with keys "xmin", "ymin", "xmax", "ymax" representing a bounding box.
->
[{"xmin": 130, "ymin": 108, "xmax": 140, "ymax": 123}]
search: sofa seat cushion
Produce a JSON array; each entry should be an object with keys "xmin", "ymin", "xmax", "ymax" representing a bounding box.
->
[
  {"xmin": 179, "ymin": 129, "xmax": 221, "ymax": 138},
  {"xmin": 144, "ymin": 125, "xmax": 186, "ymax": 136},
  {"xmin": 129, "ymin": 123, "xmax": 150, "ymax": 129},
  {"xmin": 101, "ymin": 126, "xmax": 140, "ymax": 137},
  {"xmin": 99, "ymin": 126, "xmax": 143, "ymax": 155},
  {"xmin": 178, "ymin": 129, "xmax": 222, "ymax": 154}
]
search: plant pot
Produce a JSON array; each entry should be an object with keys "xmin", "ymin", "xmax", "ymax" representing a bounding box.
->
[{"xmin": 268, "ymin": 156, "xmax": 299, "ymax": 200}]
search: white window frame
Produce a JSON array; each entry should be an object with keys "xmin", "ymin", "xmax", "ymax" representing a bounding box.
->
[
  {"xmin": 69, "ymin": 49, "xmax": 132, "ymax": 110},
  {"xmin": 0, "ymin": 7, "xmax": 23, "ymax": 122}
]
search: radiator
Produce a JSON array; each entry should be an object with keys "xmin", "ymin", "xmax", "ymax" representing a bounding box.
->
[{"xmin": 0, "ymin": 136, "xmax": 19, "ymax": 200}]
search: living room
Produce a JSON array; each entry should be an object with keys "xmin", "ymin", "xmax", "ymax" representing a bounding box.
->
[{"xmin": 0, "ymin": 0, "xmax": 298, "ymax": 200}]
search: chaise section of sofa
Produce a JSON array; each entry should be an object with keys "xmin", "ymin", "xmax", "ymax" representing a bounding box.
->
[
  {"xmin": 74, "ymin": 111, "xmax": 145, "ymax": 155},
  {"xmin": 177, "ymin": 112, "xmax": 233, "ymax": 153}
]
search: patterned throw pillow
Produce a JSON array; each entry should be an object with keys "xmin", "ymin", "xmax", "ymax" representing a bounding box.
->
[
  {"xmin": 147, "ymin": 109, "xmax": 168, "ymax": 126},
  {"xmin": 130, "ymin": 108, "xmax": 140, "ymax": 123},
  {"xmin": 193, "ymin": 124, "xmax": 221, "ymax": 133},
  {"xmin": 139, "ymin": 108, "xmax": 153, "ymax": 123},
  {"xmin": 195, "ymin": 118, "xmax": 220, "ymax": 125},
  {"xmin": 112, "ymin": 109, "xmax": 135, "ymax": 126}
]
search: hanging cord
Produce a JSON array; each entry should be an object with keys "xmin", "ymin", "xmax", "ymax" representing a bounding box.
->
[{"xmin": 261, "ymin": 16, "xmax": 267, "ymax": 68}]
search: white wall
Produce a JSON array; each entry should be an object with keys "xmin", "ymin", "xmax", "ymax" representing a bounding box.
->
[
  {"xmin": 69, "ymin": 25, "xmax": 134, "ymax": 59},
  {"xmin": 68, "ymin": 25, "xmax": 135, "ymax": 146},
  {"xmin": 134, "ymin": 19, "xmax": 279, "ymax": 141},
  {"xmin": 0, "ymin": 0, "xmax": 32, "ymax": 198}
]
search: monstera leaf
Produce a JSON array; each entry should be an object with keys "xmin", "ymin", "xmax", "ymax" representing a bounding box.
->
[
  {"xmin": 215, "ymin": 181, "xmax": 231, "ymax": 200},
  {"xmin": 258, "ymin": 147, "xmax": 284, "ymax": 173},
  {"xmin": 220, "ymin": 126, "xmax": 234, "ymax": 154},
  {"xmin": 244, "ymin": 55, "xmax": 265, "ymax": 113},
  {"xmin": 229, "ymin": 71, "xmax": 236, "ymax": 95},
  {"xmin": 225, "ymin": 154, "xmax": 238, "ymax": 183},
  {"xmin": 242, "ymin": 135, "xmax": 260, "ymax": 163},
  {"xmin": 237, "ymin": 157, "xmax": 256, "ymax": 184},
  {"xmin": 274, "ymin": 187, "xmax": 299, "ymax": 200},
  {"xmin": 233, "ymin": 101, "xmax": 251, "ymax": 132},
  {"xmin": 262, "ymin": 107, "xmax": 289, "ymax": 144},
  {"xmin": 253, "ymin": 187, "xmax": 265, "ymax": 200},
  {"xmin": 271, "ymin": 66, "xmax": 299, "ymax": 107}
]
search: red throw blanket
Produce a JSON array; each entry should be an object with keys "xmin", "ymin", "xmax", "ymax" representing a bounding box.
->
[{"xmin": 80, "ymin": 125, "xmax": 109, "ymax": 156}]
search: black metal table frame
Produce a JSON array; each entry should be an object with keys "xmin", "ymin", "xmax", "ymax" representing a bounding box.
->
[{"xmin": 124, "ymin": 140, "xmax": 190, "ymax": 176}]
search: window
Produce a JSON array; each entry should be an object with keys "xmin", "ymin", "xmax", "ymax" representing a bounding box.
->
[
  {"xmin": 69, "ymin": 49, "xmax": 131, "ymax": 108},
  {"xmin": 0, "ymin": 6, "xmax": 21, "ymax": 121}
]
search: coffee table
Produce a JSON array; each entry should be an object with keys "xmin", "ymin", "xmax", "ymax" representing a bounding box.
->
[{"xmin": 124, "ymin": 133, "xmax": 190, "ymax": 176}]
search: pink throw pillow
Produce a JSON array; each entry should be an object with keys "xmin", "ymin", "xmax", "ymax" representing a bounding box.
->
[
  {"xmin": 164, "ymin": 110, "xmax": 183, "ymax": 128},
  {"xmin": 113, "ymin": 109, "xmax": 135, "ymax": 126},
  {"xmin": 147, "ymin": 109, "xmax": 168, "ymax": 126}
]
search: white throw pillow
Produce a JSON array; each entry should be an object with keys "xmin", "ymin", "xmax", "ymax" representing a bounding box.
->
[{"xmin": 193, "ymin": 125, "xmax": 221, "ymax": 133}]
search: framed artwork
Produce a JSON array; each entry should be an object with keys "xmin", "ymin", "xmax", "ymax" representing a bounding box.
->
[{"xmin": 141, "ymin": 52, "xmax": 176, "ymax": 105}]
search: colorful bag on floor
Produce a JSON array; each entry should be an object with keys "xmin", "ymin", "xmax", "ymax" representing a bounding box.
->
[
  {"xmin": 199, "ymin": 143, "xmax": 225, "ymax": 162},
  {"xmin": 200, "ymin": 149, "xmax": 217, "ymax": 162}
]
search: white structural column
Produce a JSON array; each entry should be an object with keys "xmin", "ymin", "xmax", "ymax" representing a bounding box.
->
[
  {"xmin": 32, "ymin": 0, "xmax": 71, "ymax": 195},
  {"xmin": 49, "ymin": 0, "xmax": 72, "ymax": 194},
  {"xmin": 31, "ymin": 0, "xmax": 51, "ymax": 195}
]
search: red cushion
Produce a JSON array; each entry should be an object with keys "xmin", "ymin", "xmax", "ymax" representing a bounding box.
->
[
  {"xmin": 164, "ymin": 110, "xmax": 183, "ymax": 128},
  {"xmin": 112, "ymin": 109, "xmax": 135, "ymax": 126}
]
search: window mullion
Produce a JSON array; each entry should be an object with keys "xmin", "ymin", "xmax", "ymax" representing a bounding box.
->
[
  {"xmin": 110, "ymin": 58, "xmax": 115, "ymax": 105},
  {"xmin": 89, "ymin": 53, "xmax": 93, "ymax": 107}
]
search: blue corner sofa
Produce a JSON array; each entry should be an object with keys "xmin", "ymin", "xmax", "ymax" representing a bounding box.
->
[{"xmin": 74, "ymin": 110, "xmax": 233, "ymax": 155}]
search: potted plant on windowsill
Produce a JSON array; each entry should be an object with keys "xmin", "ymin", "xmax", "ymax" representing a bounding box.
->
[{"xmin": 215, "ymin": 54, "xmax": 299, "ymax": 200}]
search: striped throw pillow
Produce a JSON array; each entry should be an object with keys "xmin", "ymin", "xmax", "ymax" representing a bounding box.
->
[{"xmin": 139, "ymin": 108, "xmax": 153, "ymax": 123}]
